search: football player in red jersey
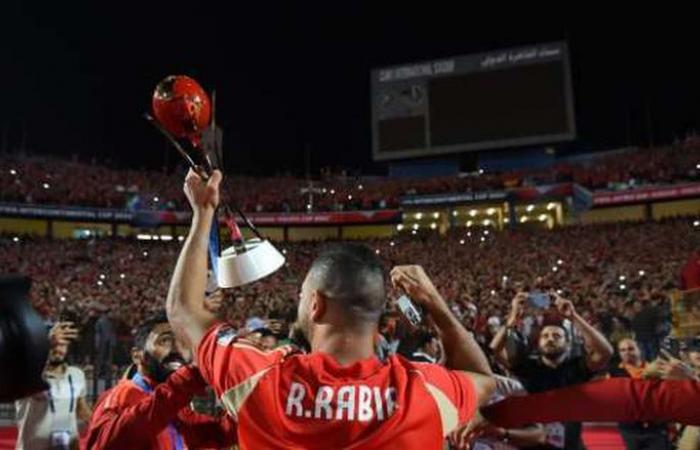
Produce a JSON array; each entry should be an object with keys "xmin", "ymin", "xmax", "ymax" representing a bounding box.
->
[
  {"xmin": 166, "ymin": 169, "xmax": 495, "ymax": 450},
  {"xmin": 84, "ymin": 312, "xmax": 237, "ymax": 450}
]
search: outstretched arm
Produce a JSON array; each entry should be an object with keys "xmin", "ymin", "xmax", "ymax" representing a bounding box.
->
[
  {"xmin": 166, "ymin": 170, "xmax": 222, "ymax": 350},
  {"xmin": 483, "ymin": 378, "xmax": 700, "ymax": 428}
]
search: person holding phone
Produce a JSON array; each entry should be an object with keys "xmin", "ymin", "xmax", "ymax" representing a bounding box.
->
[
  {"xmin": 490, "ymin": 292, "xmax": 614, "ymax": 449},
  {"xmin": 165, "ymin": 169, "xmax": 497, "ymax": 449},
  {"xmin": 15, "ymin": 322, "xmax": 92, "ymax": 450}
]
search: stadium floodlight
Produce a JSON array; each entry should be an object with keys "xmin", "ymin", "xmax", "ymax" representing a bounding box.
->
[
  {"xmin": 459, "ymin": 239, "xmax": 465, "ymax": 245},
  {"xmin": 42, "ymin": 183, "xmax": 50, "ymax": 190},
  {"xmin": 469, "ymin": 209, "xmax": 477, "ymax": 217},
  {"xmin": 487, "ymin": 208, "xmax": 496, "ymax": 216},
  {"xmin": 430, "ymin": 223, "xmax": 437, "ymax": 230},
  {"xmin": 9, "ymin": 169, "xmax": 17, "ymax": 176},
  {"xmin": 547, "ymin": 202, "xmax": 557, "ymax": 210},
  {"xmin": 415, "ymin": 212, "xmax": 423, "ymax": 220},
  {"xmin": 538, "ymin": 214, "xmax": 548, "ymax": 222},
  {"xmin": 153, "ymin": 196, "xmax": 159, "ymax": 202},
  {"xmin": 520, "ymin": 216, "xmax": 529, "ymax": 223},
  {"xmin": 397, "ymin": 224, "xmax": 404, "ymax": 231},
  {"xmin": 137, "ymin": 234, "xmax": 152, "ymax": 241},
  {"xmin": 526, "ymin": 205, "xmax": 535, "ymax": 212},
  {"xmin": 452, "ymin": 210, "xmax": 458, "ymax": 217}
]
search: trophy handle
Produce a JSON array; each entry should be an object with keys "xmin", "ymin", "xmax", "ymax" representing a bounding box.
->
[{"xmin": 143, "ymin": 113, "xmax": 210, "ymax": 181}]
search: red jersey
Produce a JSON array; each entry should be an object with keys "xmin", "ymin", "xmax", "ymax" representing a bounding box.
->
[
  {"xmin": 197, "ymin": 323, "xmax": 478, "ymax": 450},
  {"xmin": 85, "ymin": 366, "xmax": 237, "ymax": 450}
]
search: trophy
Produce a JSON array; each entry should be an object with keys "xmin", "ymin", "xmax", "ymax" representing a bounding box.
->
[{"xmin": 145, "ymin": 75, "xmax": 284, "ymax": 288}]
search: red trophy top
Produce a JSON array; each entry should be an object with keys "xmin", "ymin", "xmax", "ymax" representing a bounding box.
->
[{"xmin": 151, "ymin": 75, "xmax": 211, "ymax": 145}]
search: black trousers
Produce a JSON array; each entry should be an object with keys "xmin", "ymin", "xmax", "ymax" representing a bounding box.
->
[{"xmin": 620, "ymin": 429, "xmax": 670, "ymax": 450}]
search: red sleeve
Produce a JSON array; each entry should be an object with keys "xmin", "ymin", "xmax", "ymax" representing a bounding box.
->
[
  {"xmin": 413, "ymin": 363, "xmax": 478, "ymax": 426},
  {"xmin": 196, "ymin": 322, "xmax": 294, "ymax": 398},
  {"xmin": 483, "ymin": 378, "xmax": 700, "ymax": 428},
  {"xmin": 84, "ymin": 366, "xmax": 207, "ymax": 450},
  {"xmin": 176, "ymin": 408, "xmax": 238, "ymax": 449}
]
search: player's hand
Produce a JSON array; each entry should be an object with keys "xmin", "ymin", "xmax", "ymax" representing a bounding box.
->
[
  {"xmin": 507, "ymin": 292, "xmax": 528, "ymax": 327},
  {"xmin": 184, "ymin": 169, "xmax": 222, "ymax": 214},
  {"xmin": 656, "ymin": 350, "xmax": 698, "ymax": 380},
  {"xmin": 390, "ymin": 265, "xmax": 446, "ymax": 314},
  {"xmin": 449, "ymin": 411, "xmax": 501, "ymax": 449},
  {"xmin": 49, "ymin": 322, "xmax": 79, "ymax": 347}
]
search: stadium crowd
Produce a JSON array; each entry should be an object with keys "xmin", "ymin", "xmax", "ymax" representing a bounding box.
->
[
  {"xmin": 1, "ymin": 139, "xmax": 699, "ymax": 213},
  {"xmin": 2, "ymin": 216, "xmax": 698, "ymax": 372}
]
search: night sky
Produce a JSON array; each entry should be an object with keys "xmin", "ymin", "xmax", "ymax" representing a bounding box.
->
[{"xmin": 4, "ymin": 4, "xmax": 699, "ymax": 175}]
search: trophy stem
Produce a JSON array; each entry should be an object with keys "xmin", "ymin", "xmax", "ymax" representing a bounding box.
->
[{"xmin": 143, "ymin": 113, "xmax": 210, "ymax": 181}]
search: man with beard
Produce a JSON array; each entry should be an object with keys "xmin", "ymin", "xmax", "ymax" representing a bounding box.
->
[
  {"xmin": 84, "ymin": 312, "xmax": 237, "ymax": 450},
  {"xmin": 166, "ymin": 170, "xmax": 495, "ymax": 449},
  {"xmin": 15, "ymin": 322, "xmax": 92, "ymax": 450},
  {"xmin": 490, "ymin": 292, "xmax": 613, "ymax": 450}
]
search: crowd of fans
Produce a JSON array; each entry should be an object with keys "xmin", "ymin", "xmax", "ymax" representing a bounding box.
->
[
  {"xmin": 2, "ymin": 216, "xmax": 698, "ymax": 374},
  {"xmin": 2, "ymin": 138, "xmax": 699, "ymax": 213}
]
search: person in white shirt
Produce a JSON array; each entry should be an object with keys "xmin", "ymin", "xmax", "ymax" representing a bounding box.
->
[{"xmin": 15, "ymin": 322, "xmax": 92, "ymax": 450}]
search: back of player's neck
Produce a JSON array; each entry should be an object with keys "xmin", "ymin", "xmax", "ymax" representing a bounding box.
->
[{"xmin": 312, "ymin": 329, "xmax": 375, "ymax": 366}]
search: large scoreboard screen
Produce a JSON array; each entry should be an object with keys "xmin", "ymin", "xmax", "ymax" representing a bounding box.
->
[{"xmin": 371, "ymin": 42, "xmax": 576, "ymax": 160}]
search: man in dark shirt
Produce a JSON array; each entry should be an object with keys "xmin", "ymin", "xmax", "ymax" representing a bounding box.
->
[{"xmin": 491, "ymin": 292, "xmax": 614, "ymax": 449}]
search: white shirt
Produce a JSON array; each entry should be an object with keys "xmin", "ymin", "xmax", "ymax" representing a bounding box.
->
[{"xmin": 15, "ymin": 365, "xmax": 86, "ymax": 450}]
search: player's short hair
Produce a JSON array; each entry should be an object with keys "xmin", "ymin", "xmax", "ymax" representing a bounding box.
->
[
  {"xmin": 134, "ymin": 311, "xmax": 169, "ymax": 350},
  {"xmin": 307, "ymin": 243, "xmax": 386, "ymax": 324}
]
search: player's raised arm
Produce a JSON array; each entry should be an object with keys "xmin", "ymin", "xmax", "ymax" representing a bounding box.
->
[{"xmin": 166, "ymin": 169, "xmax": 223, "ymax": 350}]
